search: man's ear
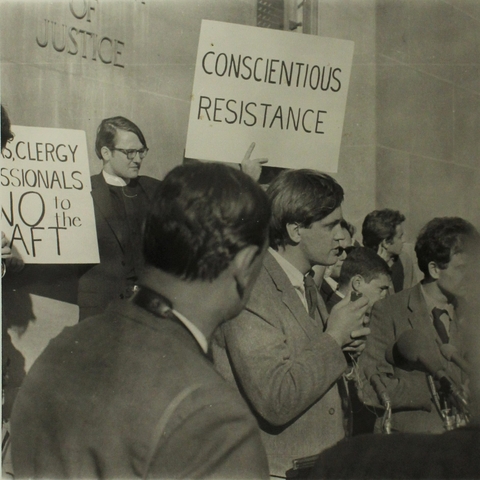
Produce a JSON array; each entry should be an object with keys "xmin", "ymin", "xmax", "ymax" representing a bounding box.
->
[
  {"xmin": 231, "ymin": 245, "xmax": 260, "ymax": 299},
  {"xmin": 377, "ymin": 240, "xmax": 390, "ymax": 260},
  {"xmin": 351, "ymin": 274, "xmax": 365, "ymax": 292},
  {"xmin": 428, "ymin": 261, "xmax": 441, "ymax": 280},
  {"xmin": 286, "ymin": 223, "xmax": 302, "ymax": 244},
  {"xmin": 100, "ymin": 146, "xmax": 111, "ymax": 162}
]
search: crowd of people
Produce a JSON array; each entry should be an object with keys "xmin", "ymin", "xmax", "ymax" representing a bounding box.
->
[{"xmin": 2, "ymin": 110, "xmax": 480, "ymax": 479}]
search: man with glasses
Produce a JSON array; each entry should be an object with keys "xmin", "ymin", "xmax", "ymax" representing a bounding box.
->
[
  {"xmin": 317, "ymin": 220, "xmax": 357, "ymax": 313},
  {"xmin": 77, "ymin": 116, "xmax": 160, "ymax": 320}
]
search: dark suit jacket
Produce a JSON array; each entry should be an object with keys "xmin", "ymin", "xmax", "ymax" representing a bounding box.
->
[
  {"xmin": 319, "ymin": 278, "xmax": 335, "ymax": 304},
  {"xmin": 77, "ymin": 173, "xmax": 161, "ymax": 320},
  {"xmin": 213, "ymin": 251, "xmax": 348, "ymax": 477},
  {"xmin": 11, "ymin": 299, "xmax": 269, "ymax": 479},
  {"xmin": 310, "ymin": 424, "xmax": 480, "ymax": 479},
  {"xmin": 358, "ymin": 283, "xmax": 462, "ymax": 433}
]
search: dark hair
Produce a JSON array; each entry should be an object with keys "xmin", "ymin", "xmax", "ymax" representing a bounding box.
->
[
  {"xmin": 338, "ymin": 247, "xmax": 391, "ymax": 288},
  {"xmin": 362, "ymin": 209, "xmax": 406, "ymax": 250},
  {"xmin": 95, "ymin": 116, "xmax": 147, "ymax": 159},
  {"xmin": 415, "ymin": 217, "xmax": 479, "ymax": 278},
  {"xmin": 143, "ymin": 163, "xmax": 271, "ymax": 281},
  {"xmin": 1, "ymin": 105, "xmax": 14, "ymax": 151},
  {"xmin": 340, "ymin": 219, "xmax": 356, "ymax": 239},
  {"xmin": 267, "ymin": 169, "xmax": 344, "ymax": 249}
]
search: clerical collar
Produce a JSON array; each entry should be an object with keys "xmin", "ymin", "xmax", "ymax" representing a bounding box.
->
[{"xmin": 102, "ymin": 169, "xmax": 129, "ymax": 187}]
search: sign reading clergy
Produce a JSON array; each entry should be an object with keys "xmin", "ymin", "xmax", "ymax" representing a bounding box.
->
[
  {"xmin": 1, "ymin": 126, "xmax": 99, "ymax": 264},
  {"xmin": 185, "ymin": 20, "xmax": 354, "ymax": 172}
]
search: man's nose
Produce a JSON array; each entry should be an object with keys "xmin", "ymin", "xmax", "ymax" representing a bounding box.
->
[{"xmin": 333, "ymin": 224, "xmax": 345, "ymax": 241}]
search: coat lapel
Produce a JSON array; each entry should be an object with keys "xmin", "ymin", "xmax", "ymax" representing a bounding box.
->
[
  {"xmin": 90, "ymin": 173, "xmax": 126, "ymax": 253},
  {"xmin": 263, "ymin": 252, "xmax": 322, "ymax": 338},
  {"xmin": 406, "ymin": 283, "xmax": 448, "ymax": 347}
]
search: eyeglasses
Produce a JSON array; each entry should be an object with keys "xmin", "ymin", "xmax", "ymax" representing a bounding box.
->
[{"xmin": 111, "ymin": 147, "xmax": 149, "ymax": 160}]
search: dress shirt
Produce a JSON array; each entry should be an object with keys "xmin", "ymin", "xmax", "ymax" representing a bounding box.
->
[
  {"xmin": 420, "ymin": 284, "xmax": 455, "ymax": 335},
  {"xmin": 335, "ymin": 289, "xmax": 346, "ymax": 299},
  {"xmin": 172, "ymin": 309, "xmax": 209, "ymax": 354},
  {"xmin": 269, "ymin": 247, "xmax": 309, "ymax": 312},
  {"xmin": 324, "ymin": 276, "xmax": 339, "ymax": 294}
]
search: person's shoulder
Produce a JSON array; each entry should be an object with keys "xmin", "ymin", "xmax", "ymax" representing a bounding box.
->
[
  {"xmin": 378, "ymin": 283, "xmax": 419, "ymax": 309},
  {"xmin": 138, "ymin": 175, "xmax": 162, "ymax": 187},
  {"xmin": 244, "ymin": 256, "xmax": 281, "ymax": 306},
  {"xmin": 90, "ymin": 172, "xmax": 104, "ymax": 188}
]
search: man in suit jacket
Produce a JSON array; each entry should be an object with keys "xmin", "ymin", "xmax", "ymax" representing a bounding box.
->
[
  {"xmin": 213, "ymin": 169, "xmax": 370, "ymax": 477},
  {"xmin": 310, "ymin": 236, "xmax": 480, "ymax": 480},
  {"xmin": 11, "ymin": 162, "xmax": 271, "ymax": 479},
  {"xmin": 77, "ymin": 116, "xmax": 161, "ymax": 320},
  {"xmin": 358, "ymin": 217, "xmax": 478, "ymax": 434}
]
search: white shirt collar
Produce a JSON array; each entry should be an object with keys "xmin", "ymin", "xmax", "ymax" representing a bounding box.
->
[
  {"xmin": 102, "ymin": 169, "xmax": 129, "ymax": 187},
  {"xmin": 324, "ymin": 276, "xmax": 339, "ymax": 292},
  {"xmin": 172, "ymin": 309, "xmax": 209, "ymax": 354},
  {"xmin": 269, "ymin": 248, "xmax": 311, "ymax": 312},
  {"xmin": 269, "ymin": 247, "xmax": 305, "ymax": 291}
]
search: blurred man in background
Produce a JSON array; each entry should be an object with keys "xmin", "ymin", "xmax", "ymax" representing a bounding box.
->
[
  {"xmin": 317, "ymin": 219, "xmax": 357, "ymax": 311},
  {"xmin": 362, "ymin": 209, "xmax": 421, "ymax": 293},
  {"xmin": 358, "ymin": 217, "xmax": 478, "ymax": 434},
  {"xmin": 310, "ymin": 232, "xmax": 480, "ymax": 479}
]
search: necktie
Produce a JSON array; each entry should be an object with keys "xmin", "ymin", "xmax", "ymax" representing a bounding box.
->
[
  {"xmin": 432, "ymin": 307, "xmax": 449, "ymax": 344},
  {"xmin": 304, "ymin": 270, "xmax": 318, "ymax": 319}
]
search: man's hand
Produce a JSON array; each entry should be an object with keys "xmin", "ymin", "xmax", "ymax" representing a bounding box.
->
[
  {"xmin": 326, "ymin": 294, "xmax": 370, "ymax": 349},
  {"xmin": 2, "ymin": 231, "xmax": 25, "ymax": 275},
  {"xmin": 2, "ymin": 230, "xmax": 11, "ymax": 255},
  {"xmin": 342, "ymin": 327, "xmax": 371, "ymax": 357},
  {"xmin": 241, "ymin": 142, "xmax": 268, "ymax": 182}
]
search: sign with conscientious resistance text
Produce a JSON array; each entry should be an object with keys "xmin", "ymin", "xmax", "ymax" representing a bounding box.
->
[
  {"xmin": 185, "ymin": 20, "xmax": 354, "ymax": 172},
  {"xmin": 1, "ymin": 126, "xmax": 99, "ymax": 264}
]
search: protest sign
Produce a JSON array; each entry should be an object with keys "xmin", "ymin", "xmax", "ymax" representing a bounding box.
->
[
  {"xmin": 1, "ymin": 126, "xmax": 99, "ymax": 264},
  {"xmin": 185, "ymin": 20, "xmax": 354, "ymax": 172}
]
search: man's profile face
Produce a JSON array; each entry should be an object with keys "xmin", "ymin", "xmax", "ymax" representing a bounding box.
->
[
  {"xmin": 329, "ymin": 228, "xmax": 353, "ymax": 280},
  {"xmin": 103, "ymin": 129, "xmax": 144, "ymax": 180},
  {"xmin": 386, "ymin": 223, "xmax": 405, "ymax": 256},
  {"xmin": 356, "ymin": 273, "xmax": 391, "ymax": 314},
  {"xmin": 436, "ymin": 251, "xmax": 468, "ymax": 300},
  {"xmin": 298, "ymin": 207, "xmax": 344, "ymax": 267}
]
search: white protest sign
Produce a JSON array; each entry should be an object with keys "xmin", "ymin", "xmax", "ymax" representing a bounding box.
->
[
  {"xmin": 185, "ymin": 20, "xmax": 354, "ymax": 172},
  {"xmin": 1, "ymin": 126, "xmax": 99, "ymax": 264}
]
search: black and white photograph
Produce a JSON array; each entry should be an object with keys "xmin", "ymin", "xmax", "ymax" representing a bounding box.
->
[{"xmin": 1, "ymin": 0, "xmax": 480, "ymax": 478}]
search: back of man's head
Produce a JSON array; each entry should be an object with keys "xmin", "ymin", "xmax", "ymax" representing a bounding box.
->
[
  {"xmin": 143, "ymin": 162, "xmax": 271, "ymax": 281},
  {"xmin": 267, "ymin": 169, "xmax": 344, "ymax": 249},
  {"xmin": 415, "ymin": 217, "xmax": 479, "ymax": 279},
  {"xmin": 362, "ymin": 209, "xmax": 405, "ymax": 251},
  {"xmin": 338, "ymin": 247, "xmax": 391, "ymax": 289},
  {"xmin": 95, "ymin": 116, "xmax": 147, "ymax": 159}
]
